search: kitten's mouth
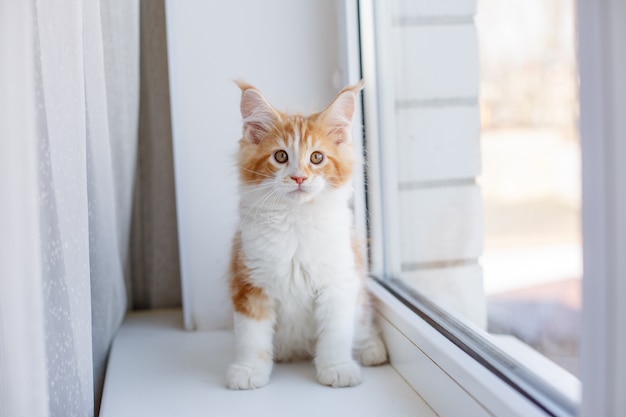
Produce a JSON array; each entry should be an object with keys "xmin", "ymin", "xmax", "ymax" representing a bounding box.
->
[
  {"xmin": 287, "ymin": 186, "xmax": 313, "ymax": 200},
  {"xmin": 289, "ymin": 184, "xmax": 308, "ymax": 193}
]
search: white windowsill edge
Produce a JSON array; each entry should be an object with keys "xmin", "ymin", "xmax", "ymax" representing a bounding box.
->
[
  {"xmin": 369, "ymin": 279, "xmax": 578, "ymax": 417},
  {"xmin": 99, "ymin": 278, "xmax": 577, "ymax": 417}
]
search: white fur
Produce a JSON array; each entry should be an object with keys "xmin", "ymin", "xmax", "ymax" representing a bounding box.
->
[{"xmin": 226, "ymin": 176, "xmax": 387, "ymax": 390}]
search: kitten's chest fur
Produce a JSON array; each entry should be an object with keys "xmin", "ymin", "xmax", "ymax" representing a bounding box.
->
[
  {"xmin": 241, "ymin": 197, "xmax": 355, "ymax": 290},
  {"xmin": 239, "ymin": 198, "xmax": 357, "ymax": 359}
]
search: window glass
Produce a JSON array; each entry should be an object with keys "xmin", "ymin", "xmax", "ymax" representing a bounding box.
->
[
  {"xmin": 477, "ymin": 0, "xmax": 581, "ymax": 378},
  {"xmin": 362, "ymin": 0, "xmax": 580, "ymax": 411}
]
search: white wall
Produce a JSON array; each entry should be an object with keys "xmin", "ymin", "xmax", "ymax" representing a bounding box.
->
[{"xmin": 165, "ymin": 0, "xmax": 346, "ymax": 330}]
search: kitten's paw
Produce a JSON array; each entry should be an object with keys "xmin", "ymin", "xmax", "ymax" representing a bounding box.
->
[
  {"xmin": 226, "ymin": 363, "xmax": 270, "ymax": 390},
  {"xmin": 317, "ymin": 361, "xmax": 362, "ymax": 387},
  {"xmin": 356, "ymin": 335, "xmax": 388, "ymax": 366}
]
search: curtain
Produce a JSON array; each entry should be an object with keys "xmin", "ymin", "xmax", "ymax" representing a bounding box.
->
[{"xmin": 0, "ymin": 0, "xmax": 139, "ymax": 416}]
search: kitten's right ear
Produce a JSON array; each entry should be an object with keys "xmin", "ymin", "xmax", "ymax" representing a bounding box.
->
[
  {"xmin": 318, "ymin": 80, "xmax": 364, "ymax": 144},
  {"xmin": 234, "ymin": 80, "xmax": 279, "ymax": 144}
]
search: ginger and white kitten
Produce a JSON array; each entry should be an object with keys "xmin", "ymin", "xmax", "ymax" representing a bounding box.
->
[{"xmin": 226, "ymin": 80, "xmax": 387, "ymax": 390}]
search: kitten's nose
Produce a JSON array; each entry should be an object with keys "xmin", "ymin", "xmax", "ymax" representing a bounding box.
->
[{"xmin": 291, "ymin": 176, "xmax": 307, "ymax": 185}]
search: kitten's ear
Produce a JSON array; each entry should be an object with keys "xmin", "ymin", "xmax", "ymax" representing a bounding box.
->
[
  {"xmin": 319, "ymin": 80, "xmax": 364, "ymax": 144},
  {"xmin": 234, "ymin": 80, "xmax": 279, "ymax": 144}
]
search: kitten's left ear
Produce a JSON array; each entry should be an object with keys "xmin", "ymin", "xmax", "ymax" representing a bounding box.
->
[{"xmin": 319, "ymin": 80, "xmax": 364, "ymax": 144}]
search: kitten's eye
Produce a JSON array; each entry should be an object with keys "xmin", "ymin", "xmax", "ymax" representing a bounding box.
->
[
  {"xmin": 274, "ymin": 150, "xmax": 288, "ymax": 163},
  {"xmin": 310, "ymin": 151, "xmax": 324, "ymax": 165}
]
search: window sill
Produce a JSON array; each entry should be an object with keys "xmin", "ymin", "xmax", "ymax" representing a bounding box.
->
[
  {"xmin": 369, "ymin": 280, "xmax": 573, "ymax": 417},
  {"xmin": 100, "ymin": 280, "xmax": 573, "ymax": 417},
  {"xmin": 99, "ymin": 309, "xmax": 436, "ymax": 417}
]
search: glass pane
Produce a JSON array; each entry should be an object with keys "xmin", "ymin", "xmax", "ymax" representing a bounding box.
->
[
  {"xmin": 477, "ymin": 0, "xmax": 581, "ymax": 378},
  {"xmin": 363, "ymin": 0, "xmax": 580, "ymax": 411}
]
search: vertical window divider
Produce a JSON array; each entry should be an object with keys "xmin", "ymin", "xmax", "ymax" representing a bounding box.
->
[
  {"xmin": 336, "ymin": 0, "xmax": 369, "ymax": 263},
  {"xmin": 359, "ymin": 0, "xmax": 402, "ymax": 280}
]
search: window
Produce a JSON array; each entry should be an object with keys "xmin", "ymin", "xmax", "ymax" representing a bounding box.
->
[
  {"xmin": 134, "ymin": 1, "xmax": 626, "ymax": 416},
  {"xmin": 359, "ymin": 0, "xmax": 582, "ymax": 415}
]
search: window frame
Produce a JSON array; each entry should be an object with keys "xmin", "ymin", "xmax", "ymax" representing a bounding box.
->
[
  {"xmin": 347, "ymin": 0, "xmax": 626, "ymax": 416},
  {"xmin": 578, "ymin": 0, "xmax": 626, "ymax": 416},
  {"xmin": 349, "ymin": 0, "xmax": 560, "ymax": 414}
]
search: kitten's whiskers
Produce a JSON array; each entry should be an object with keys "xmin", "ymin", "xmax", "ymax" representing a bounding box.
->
[{"xmin": 240, "ymin": 167, "xmax": 274, "ymax": 179}]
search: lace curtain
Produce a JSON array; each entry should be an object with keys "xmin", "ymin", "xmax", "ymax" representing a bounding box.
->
[{"xmin": 0, "ymin": 0, "xmax": 139, "ymax": 416}]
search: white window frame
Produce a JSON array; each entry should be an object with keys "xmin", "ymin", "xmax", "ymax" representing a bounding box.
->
[
  {"xmin": 578, "ymin": 0, "xmax": 626, "ymax": 416},
  {"xmin": 347, "ymin": 0, "xmax": 626, "ymax": 416}
]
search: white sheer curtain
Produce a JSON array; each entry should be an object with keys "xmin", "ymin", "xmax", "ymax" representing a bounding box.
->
[{"xmin": 0, "ymin": 0, "xmax": 139, "ymax": 416}]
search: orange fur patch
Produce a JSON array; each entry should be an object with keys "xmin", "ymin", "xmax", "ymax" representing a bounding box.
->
[
  {"xmin": 351, "ymin": 232, "xmax": 367, "ymax": 278},
  {"xmin": 230, "ymin": 233, "xmax": 271, "ymax": 320}
]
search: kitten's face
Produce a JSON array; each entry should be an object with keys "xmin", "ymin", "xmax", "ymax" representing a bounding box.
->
[{"xmin": 236, "ymin": 81, "xmax": 362, "ymax": 204}]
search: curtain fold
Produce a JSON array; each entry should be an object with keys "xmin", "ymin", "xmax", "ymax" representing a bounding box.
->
[
  {"xmin": 0, "ymin": 1, "xmax": 48, "ymax": 416},
  {"xmin": 35, "ymin": 0, "xmax": 94, "ymax": 413},
  {"xmin": 0, "ymin": 0, "xmax": 139, "ymax": 416},
  {"xmin": 85, "ymin": 0, "xmax": 140, "ymax": 410}
]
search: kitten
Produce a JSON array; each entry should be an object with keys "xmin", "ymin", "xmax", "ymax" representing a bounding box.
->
[{"xmin": 226, "ymin": 80, "xmax": 387, "ymax": 390}]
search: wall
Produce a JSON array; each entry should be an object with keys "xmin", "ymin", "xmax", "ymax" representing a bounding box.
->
[{"xmin": 165, "ymin": 0, "xmax": 345, "ymax": 330}]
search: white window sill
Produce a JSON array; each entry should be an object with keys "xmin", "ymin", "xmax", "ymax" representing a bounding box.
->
[
  {"xmin": 99, "ymin": 309, "xmax": 436, "ymax": 417},
  {"xmin": 100, "ymin": 281, "xmax": 576, "ymax": 417}
]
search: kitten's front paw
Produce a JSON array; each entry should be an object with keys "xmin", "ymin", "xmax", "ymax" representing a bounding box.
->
[
  {"xmin": 317, "ymin": 361, "xmax": 362, "ymax": 387},
  {"xmin": 356, "ymin": 335, "xmax": 388, "ymax": 366},
  {"xmin": 226, "ymin": 363, "xmax": 270, "ymax": 390}
]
